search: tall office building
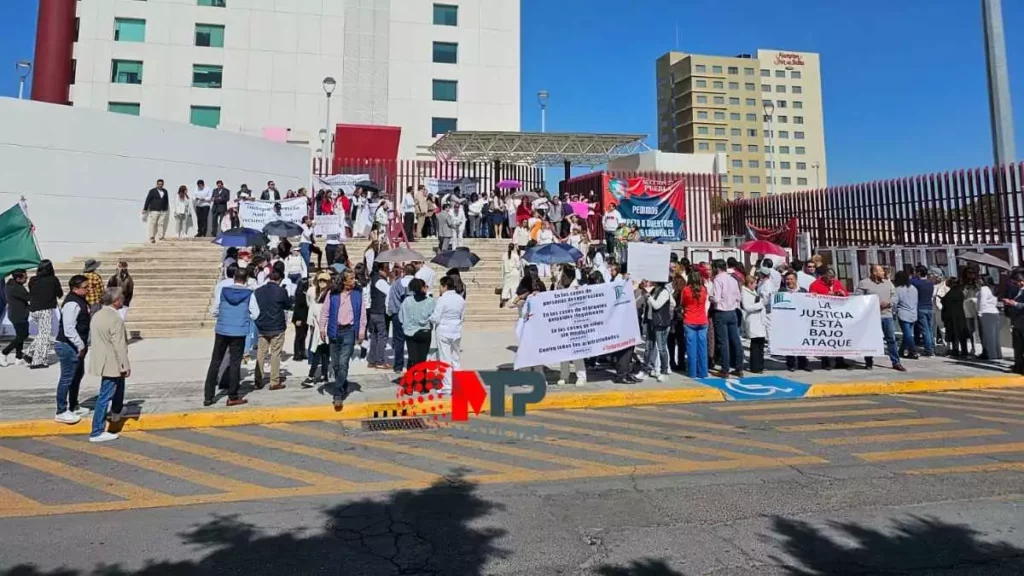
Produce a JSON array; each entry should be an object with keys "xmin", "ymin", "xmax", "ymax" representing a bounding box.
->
[
  {"xmin": 32, "ymin": 0, "xmax": 521, "ymax": 160},
  {"xmin": 656, "ymin": 49, "xmax": 827, "ymax": 198}
]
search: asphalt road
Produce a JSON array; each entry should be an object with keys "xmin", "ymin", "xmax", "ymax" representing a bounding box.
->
[{"xmin": 2, "ymin": 389, "xmax": 1024, "ymax": 575}]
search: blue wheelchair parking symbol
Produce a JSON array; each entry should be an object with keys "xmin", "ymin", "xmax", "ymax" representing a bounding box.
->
[{"xmin": 696, "ymin": 376, "xmax": 810, "ymax": 401}]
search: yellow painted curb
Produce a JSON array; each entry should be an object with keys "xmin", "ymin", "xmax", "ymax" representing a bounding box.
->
[{"xmin": 806, "ymin": 375, "xmax": 1024, "ymax": 398}]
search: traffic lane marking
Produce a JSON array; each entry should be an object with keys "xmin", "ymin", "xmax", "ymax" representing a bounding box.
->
[
  {"xmin": 710, "ymin": 399, "xmax": 879, "ymax": 412},
  {"xmin": 894, "ymin": 397, "xmax": 1024, "ymax": 417},
  {"xmin": 904, "ymin": 462, "xmax": 1024, "ymax": 475},
  {"xmin": 854, "ymin": 442, "xmax": 1024, "ymax": 462},
  {"xmin": 941, "ymin": 391, "xmax": 1024, "ymax": 403},
  {"xmin": 812, "ymin": 428, "xmax": 1008, "ymax": 446},
  {"xmin": 970, "ymin": 415, "xmax": 1024, "ymax": 426},
  {"xmin": 0, "ymin": 486, "xmax": 44, "ymax": 514},
  {"xmin": 593, "ymin": 407, "xmax": 741, "ymax": 431},
  {"xmin": 776, "ymin": 418, "xmax": 957, "ymax": 432},
  {"xmin": 742, "ymin": 408, "xmax": 915, "ymax": 422},
  {"xmin": 434, "ymin": 428, "xmax": 621, "ymax": 473},
  {"xmin": 542, "ymin": 408, "xmax": 808, "ymax": 455},
  {"xmin": 633, "ymin": 405, "xmax": 703, "ymax": 417},
  {"xmin": 901, "ymin": 394, "xmax": 1024, "ymax": 411}
]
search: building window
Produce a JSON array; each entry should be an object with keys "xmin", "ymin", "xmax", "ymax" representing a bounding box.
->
[
  {"xmin": 697, "ymin": 110, "xmax": 708, "ymax": 119},
  {"xmin": 780, "ymin": 161, "xmax": 791, "ymax": 169},
  {"xmin": 715, "ymin": 142, "xmax": 726, "ymax": 151},
  {"xmin": 733, "ymin": 175, "xmax": 743, "ymax": 184},
  {"xmin": 766, "ymin": 160, "xmax": 773, "ymax": 169},
  {"xmin": 695, "ymin": 79, "xmax": 707, "ymax": 88},
  {"xmin": 792, "ymin": 85, "xmax": 803, "ymax": 94},
  {"xmin": 745, "ymin": 67, "xmax": 755, "ymax": 75},
  {"xmin": 729, "ymin": 97, "xmax": 740, "ymax": 105},
  {"xmin": 432, "ymin": 117, "xmax": 457, "ymax": 136},
  {"xmin": 760, "ymin": 69, "xmax": 770, "ymax": 77},
  {"xmin": 698, "ymin": 142, "xmax": 710, "ymax": 151},
  {"xmin": 794, "ymin": 116, "xmax": 804, "ymax": 124},
  {"xmin": 781, "ymin": 177, "xmax": 792, "ymax": 185},
  {"xmin": 712, "ymin": 81, "xmax": 724, "ymax": 89},
  {"xmin": 731, "ymin": 159, "xmax": 742, "ymax": 168},
  {"xmin": 796, "ymin": 146, "xmax": 806, "ymax": 154},
  {"xmin": 728, "ymin": 66, "xmax": 738, "ymax": 75},
  {"xmin": 728, "ymin": 81, "xmax": 738, "ymax": 90},
  {"xmin": 748, "ymin": 144, "xmax": 759, "ymax": 152},
  {"xmin": 114, "ymin": 18, "xmax": 145, "ymax": 42},
  {"xmin": 197, "ymin": 0, "xmax": 226, "ymax": 6},
  {"xmin": 775, "ymin": 69, "xmax": 785, "ymax": 78},
  {"xmin": 749, "ymin": 160, "xmax": 760, "ymax": 168},
  {"xmin": 776, "ymin": 85, "xmax": 787, "ymax": 93},
  {"xmin": 108, "ymin": 102, "xmax": 140, "ymax": 115},
  {"xmin": 777, "ymin": 115, "xmax": 787, "ymax": 123},
  {"xmin": 747, "ymin": 129, "xmax": 757, "ymax": 137},
  {"xmin": 713, "ymin": 96, "xmax": 724, "ymax": 104},
  {"xmin": 729, "ymin": 112, "xmax": 740, "ymax": 120},
  {"xmin": 697, "ymin": 126, "xmax": 709, "ymax": 135},
  {"xmin": 745, "ymin": 113, "xmax": 756, "ymax": 121},
  {"xmin": 797, "ymin": 177, "xmax": 808, "ymax": 185},
  {"xmin": 731, "ymin": 143, "xmax": 741, "ymax": 152},
  {"xmin": 712, "ymin": 65, "xmax": 722, "ymax": 74},
  {"xmin": 733, "ymin": 191, "xmax": 742, "ymax": 200},
  {"xmin": 696, "ymin": 95, "xmax": 708, "ymax": 104},
  {"xmin": 745, "ymin": 98, "xmax": 756, "ymax": 106},
  {"xmin": 433, "ymin": 4, "xmax": 458, "ymax": 26},
  {"xmin": 190, "ymin": 105, "xmax": 221, "ymax": 127},
  {"xmin": 778, "ymin": 130, "xmax": 789, "ymax": 139},
  {"xmin": 713, "ymin": 111, "xmax": 725, "ymax": 120},
  {"xmin": 793, "ymin": 101, "xmax": 803, "ymax": 109},
  {"xmin": 195, "ymin": 23, "xmax": 225, "ymax": 47},
  {"xmin": 750, "ymin": 176, "xmax": 761, "ymax": 184},
  {"xmin": 730, "ymin": 128, "xmax": 741, "ymax": 136},
  {"xmin": 795, "ymin": 131, "xmax": 805, "ymax": 139},
  {"xmin": 192, "ymin": 64, "xmax": 223, "ymax": 88},
  {"xmin": 796, "ymin": 162, "xmax": 807, "ymax": 170},
  {"xmin": 761, "ymin": 84, "xmax": 771, "ymax": 92},
  {"xmin": 714, "ymin": 127, "xmax": 726, "ymax": 136},
  {"xmin": 751, "ymin": 191, "xmax": 763, "ymax": 199},
  {"xmin": 764, "ymin": 130, "xmax": 772, "ymax": 138},
  {"xmin": 111, "ymin": 60, "xmax": 143, "ymax": 84},
  {"xmin": 791, "ymin": 70, "xmax": 802, "ymax": 79},
  {"xmin": 745, "ymin": 82, "xmax": 755, "ymax": 91},
  {"xmin": 780, "ymin": 146, "xmax": 791, "ymax": 154},
  {"xmin": 433, "ymin": 42, "xmax": 458, "ymax": 64},
  {"xmin": 777, "ymin": 100, "xmax": 787, "ymax": 108},
  {"xmin": 432, "ymin": 79, "xmax": 457, "ymax": 101},
  {"xmin": 695, "ymin": 64, "xmax": 706, "ymax": 73}
]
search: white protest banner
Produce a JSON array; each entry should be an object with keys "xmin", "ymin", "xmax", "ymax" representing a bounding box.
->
[
  {"xmin": 238, "ymin": 197, "xmax": 308, "ymax": 231},
  {"xmin": 514, "ymin": 282, "xmax": 642, "ymax": 369},
  {"xmin": 768, "ymin": 293, "xmax": 884, "ymax": 357},
  {"xmin": 425, "ymin": 178, "xmax": 479, "ymax": 199},
  {"xmin": 626, "ymin": 242, "xmax": 671, "ymax": 282},
  {"xmin": 315, "ymin": 174, "xmax": 371, "ymax": 197},
  {"xmin": 312, "ymin": 213, "xmax": 346, "ymax": 239}
]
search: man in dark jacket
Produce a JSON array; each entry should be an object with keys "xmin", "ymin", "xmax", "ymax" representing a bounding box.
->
[
  {"xmin": 54, "ymin": 275, "xmax": 91, "ymax": 424},
  {"xmin": 210, "ymin": 180, "xmax": 231, "ymax": 232},
  {"xmin": 254, "ymin": 270, "xmax": 292, "ymax": 389},
  {"xmin": 142, "ymin": 178, "xmax": 170, "ymax": 243},
  {"xmin": 260, "ymin": 181, "xmax": 281, "ymax": 201},
  {"xmin": 107, "ymin": 260, "xmax": 135, "ymax": 321},
  {"xmin": 2, "ymin": 270, "xmax": 31, "ymax": 367},
  {"xmin": 1001, "ymin": 271, "xmax": 1024, "ymax": 374}
]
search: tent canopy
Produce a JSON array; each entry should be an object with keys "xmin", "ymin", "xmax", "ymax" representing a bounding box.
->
[{"xmin": 429, "ymin": 131, "xmax": 650, "ymax": 167}]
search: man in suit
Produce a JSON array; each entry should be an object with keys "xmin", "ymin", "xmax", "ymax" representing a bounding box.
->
[
  {"xmin": 436, "ymin": 202, "xmax": 454, "ymax": 253},
  {"xmin": 261, "ymin": 180, "xmax": 281, "ymax": 201},
  {"xmin": 87, "ymin": 288, "xmax": 131, "ymax": 442},
  {"xmin": 210, "ymin": 180, "xmax": 231, "ymax": 233},
  {"xmin": 142, "ymin": 179, "xmax": 170, "ymax": 243}
]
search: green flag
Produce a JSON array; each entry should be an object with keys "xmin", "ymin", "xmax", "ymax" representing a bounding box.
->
[{"xmin": 0, "ymin": 204, "xmax": 41, "ymax": 277}]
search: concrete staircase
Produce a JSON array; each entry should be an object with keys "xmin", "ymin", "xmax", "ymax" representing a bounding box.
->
[{"xmin": 52, "ymin": 238, "xmax": 223, "ymax": 339}]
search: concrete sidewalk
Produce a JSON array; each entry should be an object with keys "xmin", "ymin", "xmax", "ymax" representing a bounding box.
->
[{"xmin": 2, "ymin": 327, "xmax": 1023, "ymax": 435}]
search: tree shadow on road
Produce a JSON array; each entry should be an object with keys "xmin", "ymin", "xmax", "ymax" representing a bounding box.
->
[
  {"xmin": 771, "ymin": 514, "xmax": 1024, "ymax": 575},
  {"xmin": 2, "ymin": 475, "xmax": 506, "ymax": 576},
  {"xmin": 594, "ymin": 558, "xmax": 686, "ymax": 575}
]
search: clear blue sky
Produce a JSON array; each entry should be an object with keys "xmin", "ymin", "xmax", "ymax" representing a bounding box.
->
[{"xmin": 2, "ymin": 0, "xmax": 1020, "ymax": 187}]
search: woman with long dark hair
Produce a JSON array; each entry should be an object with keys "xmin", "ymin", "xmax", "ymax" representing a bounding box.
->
[
  {"xmin": 400, "ymin": 278, "xmax": 435, "ymax": 367},
  {"xmin": 27, "ymin": 260, "xmax": 62, "ymax": 368},
  {"xmin": 681, "ymin": 270, "xmax": 709, "ymax": 379},
  {"xmin": 894, "ymin": 270, "xmax": 919, "ymax": 359},
  {"xmin": 304, "ymin": 273, "xmax": 332, "ymax": 386},
  {"xmin": 976, "ymin": 274, "xmax": 1002, "ymax": 360},
  {"xmin": 500, "ymin": 243, "xmax": 522, "ymax": 308},
  {"xmin": 941, "ymin": 276, "xmax": 970, "ymax": 357}
]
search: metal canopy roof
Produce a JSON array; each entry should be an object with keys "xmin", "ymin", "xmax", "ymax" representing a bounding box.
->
[{"xmin": 428, "ymin": 131, "xmax": 650, "ymax": 166}]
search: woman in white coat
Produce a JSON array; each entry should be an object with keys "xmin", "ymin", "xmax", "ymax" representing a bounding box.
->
[
  {"xmin": 500, "ymin": 243, "xmax": 522, "ymax": 308},
  {"xmin": 303, "ymin": 272, "xmax": 332, "ymax": 386},
  {"xmin": 452, "ymin": 200, "xmax": 467, "ymax": 249},
  {"xmin": 172, "ymin": 185, "xmax": 193, "ymax": 237},
  {"xmin": 741, "ymin": 274, "xmax": 768, "ymax": 374}
]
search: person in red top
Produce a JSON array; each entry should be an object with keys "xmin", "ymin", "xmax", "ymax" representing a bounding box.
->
[
  {"xmin": 807, "ymin": 266, "xmax": 852, "ymax": 369},
  {"xmin": 680, "ymin": 270, "xmax": 710, "ymax": 379}
]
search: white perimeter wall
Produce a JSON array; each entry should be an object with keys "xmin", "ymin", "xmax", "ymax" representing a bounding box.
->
[{"xmin": 0, "ymin": 97, "xmax": 310, "ymax": 263}]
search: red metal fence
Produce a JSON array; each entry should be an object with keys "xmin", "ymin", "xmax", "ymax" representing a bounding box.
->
[
  {"xmin": 312, "ymin": 157, "xmax": 545, "ymax": 205},
  {"xmin": 560, "ymin": 170, "xmax": 725, "ymax": 244},
  {"xmin": 721, "ymin": 162, "xmax": 1024, "ymax": 262}
]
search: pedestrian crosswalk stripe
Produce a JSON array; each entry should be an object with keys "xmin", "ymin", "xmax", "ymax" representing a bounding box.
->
[
  {"xmin": 941, "ymin": 391, "xmax": 1024, "ymax": 405},
  {"xmin": 854, "ymin": 441, "xmax": 1024, "ymax": 462},
  {"xmin": 587, "ymin": 409, "xmax": 740, "ymax": 432},
  {"xmin": 968, "ymin": 415, "xmax": 1024, "ymax": 426},
  {"xmin": 634, "ymin": 405, "xmax": 703, "ymax": 418},
  {"xmin": 974, "ymin": 388, "xmax": 1024, "ymax": 397},
  {"xmin": 0, "ymin": 486, "xmax": 44, "ymax": 513},
  {"xmin": 894, "ymin": 397, "xmax": 1024, "ymax": 417},
  {"xmin": 909, "ymin": 394, "xmax": 1024, "ymax": 411},
  {"xmin": 271, "ymin": 423, "xmax": 534, "ymax": 475},
  {"xmin": 555, "ymin": 409, "xmax": 807, "ymax": 455},
  {"xmin": 196, "ymin": 427, "xmax": 440, "ymax": 483},
  {"xmin": 812, "ymin": 428, "xmax": 1006, "ymax": 446},
  {"xmin": 436, "ymin": 429, "xmax": 616, "ymax": 472},
  {"xmin": 131, "ymin": 431, "xmax": 347, "ymax": 488},
  {"xmin": 40, "ymin": 436, "xmax": 264, "ymax": 493},
  {"xmin": 904, "ymin": 462, "xmax": 1024, "ymax": 475},
  {"xmin": 776, "ymin": 417, "xmax": 956, "ymax": 432},
  {"xmin": 743, "ymin": 408, "xmax": 914, "ymax": 422},
  {"xmin": 0, "ymin": 444, "xmax": 173, "ymax": 503},
  {"xmin": 711, "ymin": 399, "xmax": 878, "ymax": 412}
]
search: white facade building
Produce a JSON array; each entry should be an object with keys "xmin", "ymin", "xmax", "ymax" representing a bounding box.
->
[{"xmin": 67, "ymin": 0, "xmax": 521, "ymax": 159}]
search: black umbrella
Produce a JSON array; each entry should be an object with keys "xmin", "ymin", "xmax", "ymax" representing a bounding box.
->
[
  {"xmin": 356, "ymin": 180, "xmax": 380, "ymax": 193},
  {"xmin": 213, "ymin": 228, "xmax": 268, "ymax": 247},
  {"xmin": 263, "ymin": 220, "xmax": 304, "ymax": 237},
  {"xmin": 376, "ymin": 246, "xmax": 428, "ymax": 263},
  {"xmin": 431, "ymin": 248, "xmax": 480, "ymax": 270}
]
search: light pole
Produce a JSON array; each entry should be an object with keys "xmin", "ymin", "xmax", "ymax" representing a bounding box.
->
[
  {"xmin": 537, "ymin": 90, "xmax": 549, "ymax": 133},
  {"xmin": 322, "ymin": 76, "xmax": 337, "ymax": 171},
  {"xmin": 763, "ymin": 100, "xmax": 776, "ymax": 196},
  {"xmin": 16, "ymin": 61, "xmax": 31, "ymax": 100},
  {"xmin": 317, "ymin": 128, "xmax": 327, "ymax": 173},
  {"xmin": 812, "ymin": 161, "xmax": 820, "ymax": 188}
]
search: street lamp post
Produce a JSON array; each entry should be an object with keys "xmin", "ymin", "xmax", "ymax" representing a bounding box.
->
[
  {"xmin": 322, "ymin": 76, "xmax": 337, "ymax": 172},
  {"xmin": 812, "ymin": 161, "xmax": 820, "ymax": 188},
  {"xmin": 537, "ymin": 90, "xmax": 549, "ymax": 133},
  {"xmin": 763, "ymin": 100, "xmax": 776, "ymax": 196},
  {"xmin": 317, "ymin": 129, "xmax": 328, "ymax": 174},
  {"xmin": 16, "ymin": 61, "xmax": 32, "ymax": 100}
]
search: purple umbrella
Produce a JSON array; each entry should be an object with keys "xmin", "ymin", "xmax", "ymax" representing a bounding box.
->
[{"xmin": 497, "ymin": 179, "xmax": 521, "ymax": 190}]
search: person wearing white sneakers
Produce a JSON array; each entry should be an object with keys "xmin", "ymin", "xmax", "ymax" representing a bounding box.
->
[
  {"xmin": 637, "ymin": 279, "xmax": 675, "ymax": 382},
  {"xmin": 2, "ymin": 269, "xmax": 31, "ymax": 367},
  {"xmin": 87, "ymin": 288, "xmax": 131, "ymax": 442},
  {"xmin": 54, "ymin": 275, "xmax": 91, "ymax": 425},
  {"xmin": 553, "ymin": 266, "xmax": 587, "ymax": 387}
]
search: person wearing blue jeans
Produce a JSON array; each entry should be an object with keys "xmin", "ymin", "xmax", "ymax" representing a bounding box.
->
[
  {"xmin": 911, "ymin": 266, "xmax": 936, "ymax": 356},
  {"xmin": 684, "ymin": 324, "xmax": 709, "ymax": 379},
  {"xmin": 857, "ymin": 265, "xmax": 907, "ymax": 372},
  {"xmin": 87, "ymin": 288, "xmax": 132, "ymax": 442},
  {"xmin": 318, "ymin": 270, "xmax": 367, "ymax": 410},
  {"xmin": 54, "ymin": 275, "xmax": 91, "ymax": 425}
]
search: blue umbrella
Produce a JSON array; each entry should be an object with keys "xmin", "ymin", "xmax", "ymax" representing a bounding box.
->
[
  {"xmin": 523, "ymin": 243, "xmax": 583, "ymax": 265},
  {"xmin": 213, "ymin": 228, "xmax": 267, "ymax": 247}
]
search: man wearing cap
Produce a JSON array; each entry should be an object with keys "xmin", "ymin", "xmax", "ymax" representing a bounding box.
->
[
  {"xmin": 107, "ymin": 260, "xmax": 134, "ymax": 321},
  {"xmin": 82, "ymin": 260, "xmax": 105, "ymax": 315}
]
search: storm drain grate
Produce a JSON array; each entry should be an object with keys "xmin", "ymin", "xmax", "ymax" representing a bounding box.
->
[{"xmin": 362, "ymin": 418, "xmax": 429, "ymax": 432}]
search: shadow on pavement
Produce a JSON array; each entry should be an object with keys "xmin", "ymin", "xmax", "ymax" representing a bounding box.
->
[
  {"xmin": 1, "ymin": 475, "xmax": 506, "ymax": 576},
  {"xmin": 771, "ymin": 515, "xmax": 1024, "ymax": 575},
  {"xmin": 595, "ymin": 559, "xmax": 685, "ymax": 575}
]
